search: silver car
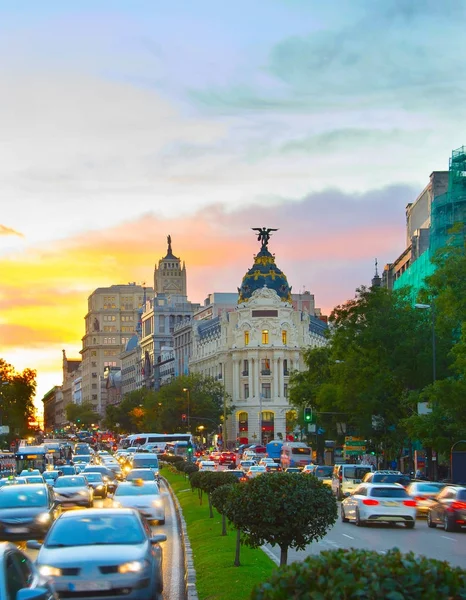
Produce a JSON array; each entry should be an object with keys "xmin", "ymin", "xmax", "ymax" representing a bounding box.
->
[
  {"xmin": 53, "ymin": 476, "xmax": 94, "ymax": 508},
  {"xmin": 112, "ymin": 481, "xmax": 165, "ymax": 524},
  {"xmin": 28, "ymin": 509, "xmax": 166, "ymax": 600}
]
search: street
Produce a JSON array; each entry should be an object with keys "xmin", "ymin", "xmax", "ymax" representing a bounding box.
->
[
  {"xmin": 17, "ymin": 480, "xmax": 186, "ymax": 600},
  {"xmin": 264, "ymin": 515, "xmax": 466, "ymax": 568}
]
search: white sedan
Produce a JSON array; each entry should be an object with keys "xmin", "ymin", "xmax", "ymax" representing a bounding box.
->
[
  {"xmin": 246, "ymin": 465, "xmax": 267, "ymax": 479},
  {"xmin": 198, "ymin": 461, "xmax": 217, "ymax": 472},
  {"xmin": 112, "ymin": 480, "xmax": 165, "ymax": 524},
  {"xmin": 341, "ymin": 483, "xmax": 417, "ymax": 528}
]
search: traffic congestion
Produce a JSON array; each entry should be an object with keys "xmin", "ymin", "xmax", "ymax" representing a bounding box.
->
[{"xmin": 1, "ymin": 433, "xmax": 465, "ymax": 599}]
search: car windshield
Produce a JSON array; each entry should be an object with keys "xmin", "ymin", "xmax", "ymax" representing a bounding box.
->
[
  {"xmin": 45, "ymin": 514, "xmax": 145, "ymax": 547},
  {"xmin": 344, "ymin": 467, "xmax": 372, "ymax": 479},
  {"xmin": 25, "ymin": 477, "xmax": 44, "ymax": 483},
  {"xmin": 370, "ymin": 487, "xmax": 409, "ymax": 498},
  {"xmin": 60, "ymin": 467, "xmax": 75, "ymax": 474},
  {"xmin": 0, "ymin": 487, "xmax": 48, "ymax": 508},
  {"xmin": 315, "ymin": 467, "xmax": 333, "ymax": 477},
  {"xmin": 373, "ymin": 474, "xmax": 409, "ymax": 485},
  {"xmin": 114, "ymin": 484, "xmax": 160, "ymax": 497},
  {"xmin": 74, "ymin": 456, "xmax": 91, "ymax": 462},
  {"xmin": 43, "ymin": 472, "xmax": 58, "ymax": 479},
  {"xmin": 415, "ymin": 483, "xmax": 445, "ymax": 493},
  {"xmin": 127, "ymin": 471, "xmax": 153, "ymax": 479},
  {"xmin": 84, "ymin": 467, "xmax": 112, "ymax": 476},
  {"xmin": 84, "ymin": 474, "xmax": 103, "ymax": 482},
  {"xmin": 291, "ymin": 447, "xmax": 311, "ymax": 455},
  {"xmin": 457, "ymin": 490, "xmax": 466, "ymax": 501},
  {"xmin": 54, "ymin": 477, "xmax": 87, "ymax": 488},
  {"xmin": 133, "ymin": 461, "xmax": 158, "ymax": 469}
]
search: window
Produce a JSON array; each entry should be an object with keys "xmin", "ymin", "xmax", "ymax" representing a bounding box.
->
[
  {"xmin": 244, "ymin": 331, "xmax": 249, "ymax": 346},
  {"xmin": 283, "ymin": 359, "xmax": 289, "ymax": 376},
  {"xmin": 91, "ymin": 351, "xmax": 96, "ymax": 357},
  {"xmin": 91, "ymin": 362, "xmax": 97, "ymax": 367},
  {"xmin": 122, "ymin": 326, "xmax": 133, "ymax": 333},
  {"xmin": 242, "ymin": 360, "xmax": 249, "ymax": 376},
  {"xmin": 262, "ymin": 330, "xmax": 269, "ymax": 344},
  {"xmin": 92, "ymin": 384, "xmax": 97, "ymax": 390},
  {"xmin": 284, "ymin": 384, "xmax": 288, "ymax": 398},
  {"xmin": 92, "ymin": 394, "xmax": 98, "ymax": 400},
  {"xmin": 104, "ymin": 326, "xmax": 116, "ymax": 332},
  {"xmin": 122, "ymin": 315, "xmax": 134, "ymax": 322},
  {"xmin": 244, "ymin": 384, "xmax": 249, "ymax": 399},
  {"xmin": 261, "ymin": 358, "xmax": 270, "ymax": 374},
  {"xmin": 261, "ymin": 383, "xmax": 271, "ymax": 398},
  {"xmin": 282, "ymin": 330, "xmax": 287, "ymax": 345}
]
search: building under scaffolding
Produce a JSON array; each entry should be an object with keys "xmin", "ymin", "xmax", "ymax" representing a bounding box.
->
[{"xmin": 389, "ymin": 146, "xmax": 466, "ymax": 298}]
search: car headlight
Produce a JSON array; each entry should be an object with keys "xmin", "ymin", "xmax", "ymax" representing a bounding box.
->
[
  {"xmin": 152, "ymin": 499, "xmax": 163, "ymax": 508},
  {"xmin": 96, "ymin": 485, "xmax": 103, "ymax": 490},
  {"xmin": 113, "ymin": 501, "xmax": 122, "ymax": 508},
  {"xmin": 78, "ymin": 490, "xmax": 88, "ymax": 496},
  {"xmin": 39, "ymin": 565, "xmax": 62, "ymax": 577},
  {"xmin": 118, "ymin": 560, "xmax": 147, "ymax": 574},
  {"xmin": 36, "ymin": 512, "xmax": 52, "ymax": 524}
]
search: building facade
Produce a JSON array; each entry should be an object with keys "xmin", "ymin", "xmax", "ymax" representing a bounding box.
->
[
  {"xmin": 188, "ymin": 230, "xmax": 328, "ymax": 446},
  {"xmin": 80, "ymin": 283, "xmax": 151, "ymax": 415}
]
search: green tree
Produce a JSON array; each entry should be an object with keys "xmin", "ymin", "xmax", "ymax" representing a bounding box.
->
[
  {"xmin": 197, "ymin": 471, "xmax": 238, "ymax": 519},
  {"xmin": 66, "ymin": 402, "xmax": 101, "ymax": 427},
  {"xmin": 223, "ymin": 472, "xmax": 337, "ymax": 566},
  {"xmin": 0, "ymin": 359, "xmax": 37, "ymax": 442},
  {"xmin": 211, "ymin": 483, "xmax": 236, "ymax": 536}
]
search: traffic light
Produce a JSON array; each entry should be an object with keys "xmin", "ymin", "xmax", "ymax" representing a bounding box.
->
[
  {"xmin": 181, "ymin": 413, "xmax": 187, "ymax": 423},
  {"xmin": 304, "ymin": 407, "xmax": 313, "ymax": 423},
  {"xmin": 187, "ymin": 442, "xmax": 193, "ymax": 455}
]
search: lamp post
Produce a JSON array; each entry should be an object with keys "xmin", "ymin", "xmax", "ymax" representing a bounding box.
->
[
  {"xmin": 415, "ymin": 302, "xmax": 437, "ymax": 480},
  {"xmin": 182, "ymin": 388, "xmax": 190, "ymax": 430}
]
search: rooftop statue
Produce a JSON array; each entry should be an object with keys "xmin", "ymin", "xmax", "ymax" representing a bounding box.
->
[{"xmin": 252, "ymin": 227, "xmax": 278, "ymax": 251}]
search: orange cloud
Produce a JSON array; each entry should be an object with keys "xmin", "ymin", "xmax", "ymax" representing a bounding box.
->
[{"xmin": 0, "ymin": 224, "xmax": 23, "ymax": 237}]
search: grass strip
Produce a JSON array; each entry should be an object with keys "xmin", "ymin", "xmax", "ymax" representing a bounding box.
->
[{"xmin": 163, "ymin": 468, "xmax": 277, "ymax": 600}]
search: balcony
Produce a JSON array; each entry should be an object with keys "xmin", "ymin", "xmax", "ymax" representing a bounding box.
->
[
  {"xmin": 261, "ymin": 369, "xmax": 271, "ymax": 376},
  {"xmin": 242, "ymin": 370, "xmax": 249, "ymax": 376}
]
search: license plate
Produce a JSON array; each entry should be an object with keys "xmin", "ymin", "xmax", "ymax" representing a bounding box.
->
[
  {"xmin": 383, "ymin": 501, "xmax": 400, "ymax": 507},
  {"xmin": 5, "ymin": 527, "xmax": 29, "ymax": 534},
  {"xmin": 353, "ymin": 479, "xmax": 361, "ymax": 484},
  {"xmin": 70, "ymin": 581, "xmax": 111, "ymax": 592}
]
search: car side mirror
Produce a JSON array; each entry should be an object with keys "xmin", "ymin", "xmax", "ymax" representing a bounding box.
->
[
  {"xmin": 26, "ymin": 540, "xmax": 42, "ymax": 550},
  {"xmin": 150, "ymin": 534, "xmax": 167, "ymax": 544},
  {"xmin": 17, "ymin": 588, "xmax": 50, "ymax": 600}
]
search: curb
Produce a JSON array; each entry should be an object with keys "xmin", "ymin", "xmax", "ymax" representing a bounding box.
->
[{"xmin": 162, "ymin": 475, "xmax": 199, "ymax": 600}]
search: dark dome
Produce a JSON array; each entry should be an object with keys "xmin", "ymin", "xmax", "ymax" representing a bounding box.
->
[{"xmin": 238, "ymin": 247, "xmax": 292, "ymax": 304}]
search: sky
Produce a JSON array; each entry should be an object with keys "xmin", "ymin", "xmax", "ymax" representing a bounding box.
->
[{"xmin": 1, "ymin": 0, "xmax": 465, "ymax": 414}]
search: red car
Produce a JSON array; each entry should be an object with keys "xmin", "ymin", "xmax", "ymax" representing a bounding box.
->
[{"xmin": 218, "ymin": 451, "xmax": 236, "ymax": 466}]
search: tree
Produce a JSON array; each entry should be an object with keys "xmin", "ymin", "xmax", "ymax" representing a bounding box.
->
[
  {"xmin": 197, "ymin": 471, "xmax": 238, "ymax": 518},
  {"xmin": 0, "ymin": 359, "xmax": 37, "ymax": 442},
  {"xmin": 66, "ymin": 402, "xmax": 100, "ymax": 427},
  {"xmin": 223, "ymin": 472, "xmax": 337, "ymax": 566},
  {"xmin": 210, "ymin": 483, "xmax": 237, "ymax": 536}
]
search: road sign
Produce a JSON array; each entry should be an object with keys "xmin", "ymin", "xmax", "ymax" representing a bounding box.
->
[
  {"xmin": 0, "ymin": 426, "xmax": 10, "ymax": 434},
  {"xmin": 345, "ymin": 440, "xmax": 366, "ymax": 447}
]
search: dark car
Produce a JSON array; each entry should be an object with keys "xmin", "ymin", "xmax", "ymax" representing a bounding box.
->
[
  {"xmin": 0, "ymin": 541, "xmax": 58, "ymax": 600},
  {"xmin": 362, "ymin": 471, "xmax": 411, "ymax": 488},
  {"xmin": 223, "ymin": 470, "xmax": 247, "ymax": 482},
  {"xmin": 82, "ymin": 466, "xmax": 118, "ymax": 493},
  {"xmin": 58, "ymin": 465, "xmax": 77, "ymax": 476},
  {"xmin": 0, "ymin": 484, "xmax": 60, "ymax": 541},
  {"xmin": 42, "ymin": 471, "xmax": 61, "ymax": 487},
  {"xmin": 265, "ymin": 464, "xmax": 282, "ymax": 473},
  {"xmin": 427, "ymin": 485, "xmax": 466, "ymax": 531},
  {"xmin": 83, "ymin": 472, "xmax": 108, "ymax": 498}
]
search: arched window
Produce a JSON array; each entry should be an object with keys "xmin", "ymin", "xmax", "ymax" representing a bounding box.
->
[
  {"xmin": 261, "ymin": 411, "xmax": 275, "ymax": 444},
  {"xmin": 244, "ymin": 331, "xmax": 249, "ymax": 346},
  {"xmin": 262, "ymin": 329, "xmax": 269, "ymax": 344},
  {"xmin": 238, "ymin": 412, "xmax": 248, "ymax": 443}
]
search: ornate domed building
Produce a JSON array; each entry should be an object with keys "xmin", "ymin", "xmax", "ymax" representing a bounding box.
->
[{"xmin": 189, "ymin": 229, "xmax": 328, "ymax": 447}]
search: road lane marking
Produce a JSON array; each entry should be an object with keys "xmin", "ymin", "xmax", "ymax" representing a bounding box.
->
[
  {"xmin": 163, "ymin": 481, "xmax": 182, "ymax": 595},
  {"xmin": 342, "ymin": 534, "xmax": 354, "ymax": 539},
  {"xmin": 441, "ymin": 536, "xmax": 457, "ymax": 541},
  {"xmin": 262, "ymin": 545, "xmax": 279, "ymax": 565}
]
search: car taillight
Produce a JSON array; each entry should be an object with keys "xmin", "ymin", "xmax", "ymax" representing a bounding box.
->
[
  {"xmin": 451, "ymin": 501, "xmax": 466, "ymax": 510},
  {"xmin": 403, "ymin": 500, "xmax": 417, "ymax": 507},
  {"xmin": 362, "ymin": 499, "xmax": 379, "ymax": 506},
  {"xmin": 414, "ymin": 496, "xmax": 426, "ymax": 501},
  {"xmin": 339, "ymin": 474, "xmax": 342, "ymax": 482}
]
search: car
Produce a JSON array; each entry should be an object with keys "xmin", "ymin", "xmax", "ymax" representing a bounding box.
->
[
  {"xmin": 221, "ymin": 470, "xmax": 248, "ymax": 482},
  {"xmin": 362, "ymin": 471, "xmax": 411, "ymax": 488},
  {"xmin": 258, "ymin": 458, "xmax": 276, "ymax": 467},
  {"xmin": 238, "ymin": 460, "xmax": 257, "ymax": 470},
  {"xmin": 42, "ymin": 471, "xmax": 61, "ymax": 486},
  {"xmin": 20, "ymin": 469, "xmax": 41, "ymax": 477},
  {"xmin": 0, "ymin": 541, "xmax": 58, "ymax": 600},
  {"xmin": 209, "ymin": 451, "xmax": 222, "ymax": 462},
  {"xmin": 246, "ymin": 465, "xmax": 267, "ymax": 479},
  {"xmin": 28, "ymin": 508, "xmax": 166, "ymax": 600},
  {"xmin": 427, "ymin": 485, "xmax": 466, "ymax": 531},
  {"xmin": 58, "ymin": 465, "xmax": 78, "ymax": 476},
  {"xmin": 112, "ymin": 480, "xmax": 165, "ymax": 524},
  {"xmin": 265, "ymin": 464, "xmax": 282, "ymax": 473},
  {"xmin": 24, "ymin": 475, "xmax": 46, "ymax": 485},
  {"xmin": 82, "ymin": 465, "xmax": 118, "ymax": 493},
  {"xmin": 126, "ymin": 468, "xmax": 158, "ymax": 483},
  {"xmin": 284, "ymin": 467, "xmax": 302, "ymax": 474},
  {"xmin": 218, "ymin": 452, "xmax": 236, "ymax": 466},
  {"xmin": 53, "ymin": 475, "xmax": 94, "ymax": 508},
  {"xmin": 341, "ymin": 483, "xmax": 417, "ymax": 528},
  {"xmin": 304, "ymin": 465, "xmax": 333, "ymax": 486},
  {"xmin": 406, "ymin": 481, "xmax": 447, "ymax": 517},
  {"xmin": 0, "ymin": 477, "xmax": 27, "ymax": 488},
  {"xmin": 301, "ymin": 464, "xmax": 317, "ymax": 475},
  {"xmin": 0, "ymin": 483, "xmax": 61, "ymax": 541},
  {"xmin": 331, "ymin": 464, "xmax": 374, "ymax": 499},
  {"xmin": 82, "ymin": 472, "xmax": 108, "ymax": 498},
  {"xmin": 198, "ymin": 461, "xmax": 217, "ymax": 472}
]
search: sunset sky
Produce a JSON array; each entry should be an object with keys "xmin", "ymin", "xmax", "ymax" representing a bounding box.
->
[{"xmin": 1, "ymin": 1, "xmax": 464, "ymax": 413}]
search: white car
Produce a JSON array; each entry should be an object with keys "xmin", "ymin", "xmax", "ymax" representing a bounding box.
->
[
  {"xmin": 112, "ymin": 480, "xmax": 165, "ymax": 524},
  {"xmin": 259, "ymin": 458, "xmax": 276, "ymax": 467},
  {"xmin": 341, "ymin": 483, "xmax": 417, "ymax": 528},
  {"xmin": 246, "ymin": 465, "xmax": 267, "ymax": 479},
  {"xmin": 198, "ymin": 461, "xmax": 216, "ymax": 472}
]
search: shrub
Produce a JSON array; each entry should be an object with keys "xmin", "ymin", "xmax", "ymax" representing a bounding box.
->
[
  {"xmin": 183, "ymin": 463, "xmax": 199, "ymax": 477},
  {"xmin": 250, "ymin": 548, "xmax": 466, "ymax": 600}
]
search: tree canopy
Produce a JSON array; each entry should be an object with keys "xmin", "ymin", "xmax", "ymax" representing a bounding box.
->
[
  {"xmin": 65, "ymin": 401, "xmax": 101, "ymax": 427},
  {"xmin": 0, "ymin": 359, "xmax": 37, "ymax": 443}
]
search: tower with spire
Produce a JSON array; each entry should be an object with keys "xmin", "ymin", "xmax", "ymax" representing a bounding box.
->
[
  {"xmin": 153, "ymin": 234, "xmax": 187, "ymax": 300},
  {"xmin": 371, "ymin": 258, "xmax": 382, "ymax": 288}
]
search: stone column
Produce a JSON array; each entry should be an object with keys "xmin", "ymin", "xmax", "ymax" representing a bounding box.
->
[{"xmin": 273, "ymin": 356, "xmax": 279, "ymax": 398}]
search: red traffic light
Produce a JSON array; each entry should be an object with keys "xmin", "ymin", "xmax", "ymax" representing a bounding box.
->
[{"xmin": 181, "ymin": 414, "xmax": 187, "ymax": 423}]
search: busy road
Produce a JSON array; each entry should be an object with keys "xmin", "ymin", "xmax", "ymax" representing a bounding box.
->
[{"xmin": 16, "ymin": 479, "xmax": 185, "ymax": 600}]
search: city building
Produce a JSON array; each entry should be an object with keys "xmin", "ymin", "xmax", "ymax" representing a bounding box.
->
[
  {"xmin": 54, "ymin": 350, "xmax": 81, "ymax": 427},
  {"xmin": 140, "ymin": 236, "xmax": 200, "ymax": 389},
  {"xmin": 383, "ymin": 146, "xmax": 466, "ymax": 295},
  {"xmin": 42, "ymin": 386, "xmax": 59, "ymax": 433},
  {"xmin": 80, "ymin": 283, "xmax": 152, "ymax": 416},
  {"xmin": 188, "ymin": 229, "xmax": 328, "ymax": 446}
]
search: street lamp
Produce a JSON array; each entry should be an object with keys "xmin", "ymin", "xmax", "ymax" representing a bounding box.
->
[
  {"xmin": 182, "ymin": 388, "xmax": 190, "ymax": 429},
  {"xmin": 415, "ymin": 302, "xmax": 437, "ymax": 480}
]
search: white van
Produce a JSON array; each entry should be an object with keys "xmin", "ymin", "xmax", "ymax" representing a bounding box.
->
[
  {"xmin": 130, "ymin": 453, "xmax": 160, "ymax": 481},
  {"xmin": 331, "ymin": 463, "xmax": 374, "ymax": 499}
]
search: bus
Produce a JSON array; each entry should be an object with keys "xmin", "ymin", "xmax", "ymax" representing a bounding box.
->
[
  {"xmin": 120, "ymin": 433, "xmax": 194, "ymax": 452},
  {"xmin": 280, "ymin": 442, "xmax": 312, "ymax": 470},
  {"xmin": 15, "ymin": 446, "xmax": 47, "ymax": 474}
]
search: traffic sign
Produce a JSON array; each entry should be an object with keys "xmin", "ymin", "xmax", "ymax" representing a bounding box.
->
[{"xmin": 0, "ymin": 426, "xmax": 10, "ymax": 434}]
